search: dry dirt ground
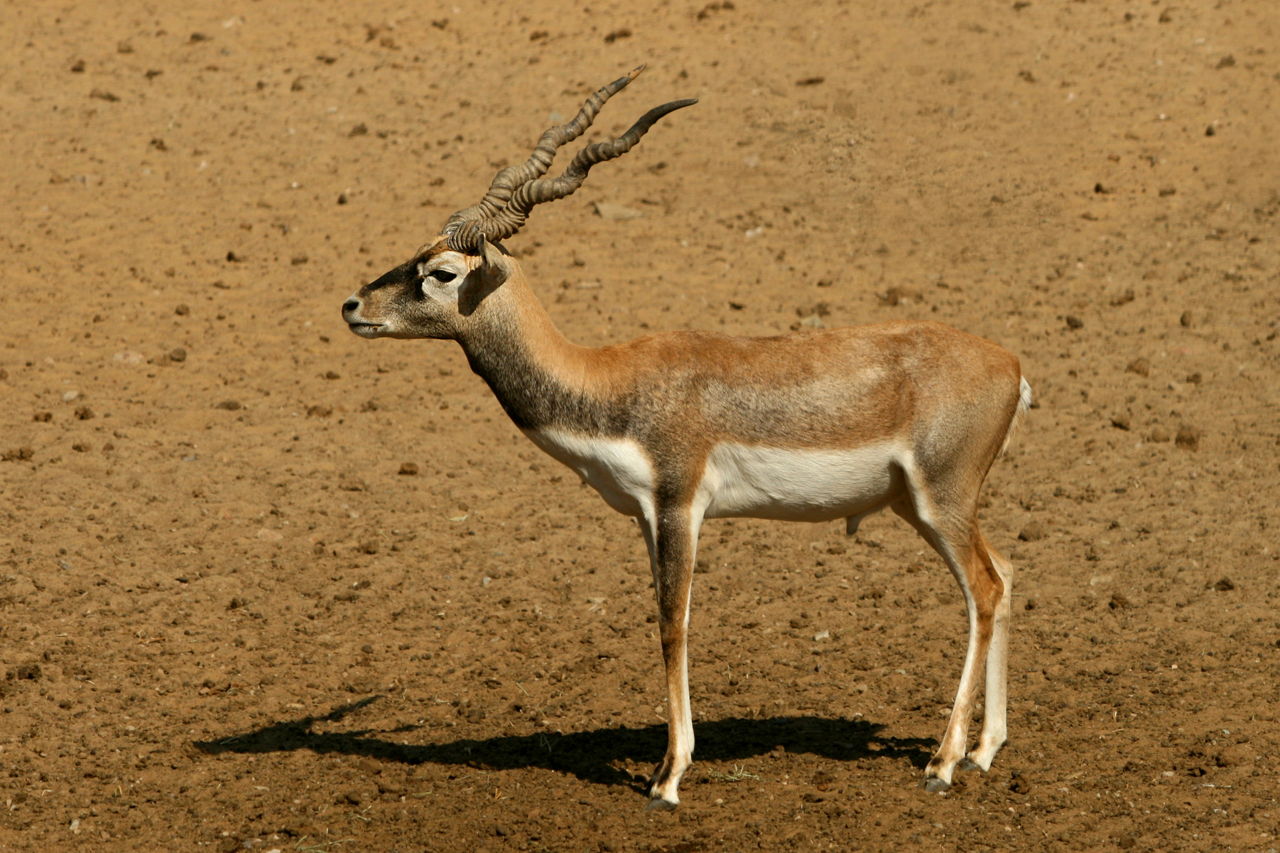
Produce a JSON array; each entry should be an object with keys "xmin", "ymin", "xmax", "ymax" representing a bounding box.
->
[{"xmin": 2, "ymin": 0, "xmax": 1278, "ymax": 850}]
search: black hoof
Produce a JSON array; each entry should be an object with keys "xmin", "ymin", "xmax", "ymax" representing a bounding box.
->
[
  {"xmin": 959, "ymin": 757, "xmax": 982, "ymax": 772},
  {"xmin": 923, "ymin": 777, "xmax": 951, "ymax": 793},
  {"xmin": 646, "ymin": 796, "xmax": 678, "ymax": 812}
]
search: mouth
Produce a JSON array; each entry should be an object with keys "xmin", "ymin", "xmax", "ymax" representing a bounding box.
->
[{"xmin": 346, "ymin": 322, "xmax": 386, "ymax": 338}]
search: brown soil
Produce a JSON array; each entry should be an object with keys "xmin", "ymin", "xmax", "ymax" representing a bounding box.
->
[{"xmin": 2, "ymin": 1, "xmax": 1278, "ymax": 850}]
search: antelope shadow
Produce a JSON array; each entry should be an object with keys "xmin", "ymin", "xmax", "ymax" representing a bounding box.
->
[{"xmin": 194, "ymin": 696, "xmax": 934, "ymax": 792}]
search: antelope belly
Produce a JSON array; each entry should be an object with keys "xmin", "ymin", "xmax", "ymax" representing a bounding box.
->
[{"xmin": 699, "ymin": 441, "xmax": 899, "ymax": 521}]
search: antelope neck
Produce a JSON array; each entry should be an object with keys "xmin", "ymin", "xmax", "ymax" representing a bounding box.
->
[{"xmin": 457, "ymin": 281, "xmax": 624, "ymax": 435}]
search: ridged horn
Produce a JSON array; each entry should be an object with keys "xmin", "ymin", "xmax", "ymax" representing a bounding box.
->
[
  {"xmin": 444, "ymin": 67, "xmax": 644, "ymax": 234},
  {"xmin": 443, "ymin": 71, "xmax": 695, "ymax": 253}
]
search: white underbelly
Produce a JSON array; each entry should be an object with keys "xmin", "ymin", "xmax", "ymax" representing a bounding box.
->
[
  {"xmin": 523, "ymin": 428, "xmax": 655, "ymax": 517},
  {"xmin": 525, "ymin": 428, "xmax": 901, "ymax": 525},
  {"xmin": 698, "ymin": 441, "xmax": 899, "ymax": 521}
]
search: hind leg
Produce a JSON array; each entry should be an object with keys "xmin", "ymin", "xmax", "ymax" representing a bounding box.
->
[
  {"xmin": 967, "ymin": 534, "xmax": 1012, "ymax": 771},
  {"xmin": 891, "ymin": 496, "xmax": 1008, "ymax": 791}
]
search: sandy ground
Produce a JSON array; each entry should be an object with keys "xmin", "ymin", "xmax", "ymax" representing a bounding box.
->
[{"xmin": 1, "ymin": 0, "xmax": 1278, "ymax": 849}]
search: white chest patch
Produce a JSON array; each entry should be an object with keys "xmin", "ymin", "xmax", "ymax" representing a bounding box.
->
[
  {"xmin": 524, "ymin": 428, "xmax": 656, "ymax": 518},
  {"xmin": 698, "ymin": 441, "xmax": 901, "ymax": 522}
]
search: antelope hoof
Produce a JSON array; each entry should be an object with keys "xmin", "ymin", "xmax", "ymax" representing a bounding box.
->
[
  {"xmin": 646, "ymin": 796, "xmax": 678, "ymax": 812},
  {"xmin": 923, "ymin": 776, "xmax": 951, "ymax": 793},
  {"xmin": 959, "ymin": 757, "xmax": 983, "ymax": 772},
  {"xmin": 966, "ymin": 739, "xmax": 1006, "ymax": 772}
]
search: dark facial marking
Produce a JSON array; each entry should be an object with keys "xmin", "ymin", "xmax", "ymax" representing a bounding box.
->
[{"xmin": 362, "ymin": 260, "xmax": 416, "ymax": 294}]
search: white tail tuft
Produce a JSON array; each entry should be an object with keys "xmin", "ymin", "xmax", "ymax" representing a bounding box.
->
[{"xmin": 999, "ymin": 376, "xmax": 1033, "ymax": 456}]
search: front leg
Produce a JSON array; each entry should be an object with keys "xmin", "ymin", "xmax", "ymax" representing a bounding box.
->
[{"xmin": 637, "ymin": 502, "xmax": 701, "ymax": 810}]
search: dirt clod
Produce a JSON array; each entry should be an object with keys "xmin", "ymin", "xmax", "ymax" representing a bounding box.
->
[
  {"xmin": 1125, "ymin": 357, "xmax": 1151, "ymax": 376},
  {"xmin": 1174, "ymin": 424, "xmax": 1202, "ymax": 450},
  {"xmin": 878, "ymin": 286, "xmax": 923, "ymax": 306},
  {"xmin": 1018, "ymin": 521, "xmax": 1047, "ymax": 542},
  {"xmin": 6, "ymin": 663, "xmax": 42, "ymax": 681}
]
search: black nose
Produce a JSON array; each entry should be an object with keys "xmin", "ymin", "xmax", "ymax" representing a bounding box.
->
[{"xmin": 342, "ymin": 298, "xmax": 360, "ymax": 315}]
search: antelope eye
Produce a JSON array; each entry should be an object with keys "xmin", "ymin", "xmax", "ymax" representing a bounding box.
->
[{"xmin": 427, "ymin": 269, "xmax": 457, "ymax": 283}]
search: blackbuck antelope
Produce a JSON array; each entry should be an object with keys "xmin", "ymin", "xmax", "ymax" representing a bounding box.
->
[{"xmin": 341, "ymin": 67, "xmax": 1032, "ymax": 809}]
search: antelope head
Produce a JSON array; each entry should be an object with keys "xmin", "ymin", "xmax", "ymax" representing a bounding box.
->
[{"xmin": 341, "ymin": 67, "xmax": 696, "ymax": 341}]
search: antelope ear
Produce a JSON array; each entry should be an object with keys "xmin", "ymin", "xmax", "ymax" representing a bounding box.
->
[
  {"xmin": 477, "ymin": 236, "xmax": 507, "ymax": 271},
  {"xmin": 458, "ymin": 237, "xmax": 510, "ymax": 315}
]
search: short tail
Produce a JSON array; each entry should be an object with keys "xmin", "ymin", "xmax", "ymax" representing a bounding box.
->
[{"xmin": 999, "ymin": 376, "xmax": 1033, "ymax": 456}]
